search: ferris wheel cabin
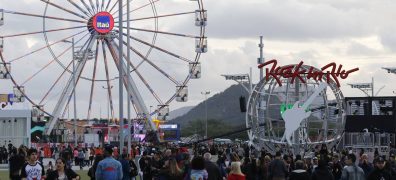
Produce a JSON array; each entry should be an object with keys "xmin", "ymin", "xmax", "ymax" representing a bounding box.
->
[{"xmin": 0, "ymin": 63, "xmax": 10, "ymax": 79}]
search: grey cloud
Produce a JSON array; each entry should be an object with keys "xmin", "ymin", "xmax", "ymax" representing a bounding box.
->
[{"xmin": 345, "ymin": 41, "xmax": 379, "ymax": 56}]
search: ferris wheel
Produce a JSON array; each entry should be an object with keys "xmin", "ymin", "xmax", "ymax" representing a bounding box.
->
[
  {"xmin": 0, "ymin": 0, "xmax": 207, "ymax": 135},
  {"xmin": 246, "ymin": 64, "xmax": 346, "ymax": 154}
]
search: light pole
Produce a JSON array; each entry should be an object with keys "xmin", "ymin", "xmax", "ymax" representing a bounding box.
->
[
  {"xmin": 102, "ymin": 86, "xmax": 113, "ymax": 122},
  {"xmin": 62, "ymin": 38, "xmax": 78, "ymax": 147},
  {"xmin": 201, "ymin": 91, "xmax": 210, "ymax": 138}
]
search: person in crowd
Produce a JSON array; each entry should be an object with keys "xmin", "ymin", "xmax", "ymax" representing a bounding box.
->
[
  {"xmin": 128, "ymin": 154, "xmax": 138, "ymax": 180},
  {"xmin": 95, "ymin": 144, "xmax": 123, "ymax": 180},
  {"xmin": 340, "ymin": 153, "xmax": 365, "ymax": 180},
  {"xmin": 330, "ymin": 154, "xmax": 343, "ymax": 180},
  {"xmin": 241, "ymin": 157, "xmax": 255, "ymax": 180},
  {"xmin": 311, "ymin": 159, "xmax": 334, "ymax": 180},
  {"xmin": 84, "ymin": 148, "xmax": 90, "ymax": 167},
  {"xmin": 367, "ymin": 156, "xmax": 391, "ymax": 180},
  {"xmin": 358, "ymin": 154, "xmax": 373, "ymax": 178},
  {"xmin": 119, "ymin": 154, "xmax": 131, "ymax": 180},
  {"xmin": 46, "ymin": 158, "xmax": 80, "ymax": 180},
  {"xmin": 73, "ymin": 148, "xmax": 79, "ymax": 166},
  {"xmin": 227, "ymin": 161, "xmax": 245, "ymax": 180},
  {"xmin": 268, "ymin": 151, "xmax": 288, "ymax": 180},
  {"xmin": 139, "ymin": 151, "xmax": 153, "ymax": 180},
  {"xmin": 203, "ymin": 152, "xmax": 222, "ymax": 180},
  {"xmin": 216, "ymin": 152, "xmax": 228, "ymax": 179},
  {"xmin": 312, "ymin": 157, "xmax": 319, "ymax": 171},
  {"xmin": 181, "ymin": 152, "xmax": 192, "ymax": 178},
  {"xmin": 47, "ymin": 161, "xmax": 54, "ymax": 176},
  {"xmin": 88, "ymin": 154, "xmax": 104, "ymax": 180},
  {"xmin": 158, "ymin": 157, "xmax": 183, "ymax": 180},
  {"xmin": 288, "ymin": 160, "xmax": 310, "ymax": 180},
  {"xmin": 78, "ymin": 149, "xmax": 85, "ymax": 169},
  {"xmin": 151, "ymin": 151, "xmax": 164, "ymax": 179},
  {"xmin": 38, "ymin": 148, "xmax": 44, "ymax": 164},
  {"xmin": 189, "ymin": 156, "xmax": 208, "ymax": 180},
  {"xmin": 9, "ymin": 148, "xmax": 25, "ymax": 180},
  {"xmin": 21, "ymin": 148, "xmax": 46, "ymax": 180},
  {"xmin": 89, "ymin": 147, "xmax": 95, "ymax": 166}
]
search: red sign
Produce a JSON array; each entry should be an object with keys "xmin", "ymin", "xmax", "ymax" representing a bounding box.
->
[
  {"xmin": 258, "ymin": 59, "xmax": 359, "ymax": 87},
  {"xmin": 93, "ymin": 12, "xmax": 114, "ymax": 34}
]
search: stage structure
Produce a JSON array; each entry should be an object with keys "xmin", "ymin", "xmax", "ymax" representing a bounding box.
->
[
  {"xmin": 246, "ymin": 60, "xmax": 359, "ymax": 154},
  {"xmin": 343, "ymin": 96, "xmax": 396, "ymax": 158},
  {"xmin": 0, "ymin": 0, "xmax": 207, "ymax": 141},
  {"xmin": 0, "ymin": 110, "xmax": 31, "ymax": 147}
]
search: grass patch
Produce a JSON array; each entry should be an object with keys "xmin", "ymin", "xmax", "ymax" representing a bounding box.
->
[{"xmin": 0, "ymin": 170, "xmax": 89, "ymax": 180}]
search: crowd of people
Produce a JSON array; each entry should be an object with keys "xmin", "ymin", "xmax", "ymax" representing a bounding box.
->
[{"xmin": 4, "ymin": 142, "xmax": 396, "ymax": 180}]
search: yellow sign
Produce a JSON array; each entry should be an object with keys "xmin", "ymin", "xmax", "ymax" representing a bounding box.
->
[{"xmin": 0, "ymin": 94, "xmax": 8, "ymax": 102}]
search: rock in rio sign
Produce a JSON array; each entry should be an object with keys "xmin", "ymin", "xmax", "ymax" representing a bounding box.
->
[
  {"xmin": 93, "ymin": 12, "xmax": 115, "ymax": 34},
  {"xmin": 258, "ymin": 59, "xmax": 359, "ymax": 87}
]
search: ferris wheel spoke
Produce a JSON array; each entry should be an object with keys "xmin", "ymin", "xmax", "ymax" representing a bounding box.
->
[
  {"xmin": 20, "ymin": 45, "xmax": 74, "ymax": 86},
  {"xmin": 117, "ymin": 11, "xmax": 195, "ymax": 23},
  {"xmin": 7, "ymin": 30, "xmax": 87, "ymax": 63},
  {"xmin": 114, "ymin": 0, "xmax": 160, "ymax": 19},
  {"xmin": 2, "ymin": 10, "xmax": 87, "ymax": 23},
  {"xmin": 39, "ymin": 60, "xmax": 73, "ymax": 105},
  {"xmin": 112, "ymin": 0, "xmax": 129, "ymax": 16},
  {"xmin": 46, "ymin": 36, "xmax": 96, "ymax": 135},
  {"xmin": 1, "ymin": 26, "xmax": 85, "ymax": 38},
  {"xmin": 106, "ymin": 40, "xmax": 154, "ymax": 119},
  {"xmin": 67, "ymin": 0, "xmax": 91, "ymax": 17},
  {"xmin": 104, "ymin": 0, "xmax": 113, "ymax": 11},
  {"xmin": 108, "ymin": 0, "xmax": 119, "ymax": 14},
  {"xmin": 119, "ymin": 39, "xmax": 181, "ymax": 85},
  {"xmin": 116, "ymin": 27, "xmax": 199, "ymax": 38},
  {"xmin": 122, "ymin": 32, "xmax": 193, "ymax": 63},
  {"xmin": 95, "ymin": 0, "xmax": 101, "ymax": 13},
  {"xmin": 80, "ymin": 0, "xmax": 95, "ymax": 16},
  {"xmin": 100, "ymin": 0, "xmax": 105, "ymax": 11},
  {"xmin": 40, "ymin": 0, "xmax": 88, "ymax": 20},
  {"xmin": 88, "ymin": 0, "xmax": 97, "ymax": 13},
  {"xmin": 38, "ymin": 33, "xmax": 90, "ymax": 105},
  {"xmin": 114, "ymin": 42, "xmax": 165, "ymax": 105},
  {"xmin": 87, "ymin": 40, "xmax": 101, "ymax": 120},
  {"xmin": 101, "ymin": 40, "xmax": 116, "ymax": 120}
]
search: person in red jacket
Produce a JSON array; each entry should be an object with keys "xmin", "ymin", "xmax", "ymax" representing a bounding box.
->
[{"xmin": 227, "ymin": 161, "xmax": 245, "ymax": 180}]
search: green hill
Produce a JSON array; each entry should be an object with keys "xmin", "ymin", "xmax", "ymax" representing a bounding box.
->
[{"xmin": 170, "ymin": 84, "xmax": 250, "ymax": 137}]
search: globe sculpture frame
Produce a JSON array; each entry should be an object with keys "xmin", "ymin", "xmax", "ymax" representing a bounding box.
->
[{"xmin": 246, "ymin": 61, "xmax": 350, "ymax": 154}]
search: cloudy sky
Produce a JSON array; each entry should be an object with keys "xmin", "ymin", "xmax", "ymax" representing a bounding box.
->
[{"xmin": 1, "ymin": 0, "xmax": 396, "ymax": 119}]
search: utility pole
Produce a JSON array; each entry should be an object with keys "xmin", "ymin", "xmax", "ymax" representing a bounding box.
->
[
  {"xmin": 118, "ymin": 0, "xmax": 124, "ymax": 151},
  {"xmin": 127, "ymin": 0, "xmax": 132, "ymax": 156},
  {"xmin": 201, "ymin": 91, "xmax": 210, "ymax": 138},
  {"xmin": 72, "ymin": 38, "xmax": 77, "ymax": 147},
  {"xmin": 258, "ymin": 36, "xmax": 264, "ymax": 80}
]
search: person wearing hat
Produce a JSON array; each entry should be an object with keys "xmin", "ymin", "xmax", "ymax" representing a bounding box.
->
[
  {"xmin": 95, "ymin": 144, "xmax": 123, "ymax": 180},
  {"xmin": 367, "ymin": 156, "xmax": 391, "ymax": 180}
]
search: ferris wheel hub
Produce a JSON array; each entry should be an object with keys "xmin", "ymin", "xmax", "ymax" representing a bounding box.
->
[{"xmin": 87, "ymin": 11, "xmax": 115, "ymax": 35}]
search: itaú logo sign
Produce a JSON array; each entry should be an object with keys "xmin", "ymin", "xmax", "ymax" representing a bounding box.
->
[{"xmin": 93, "ymin": 12, "xmax": 114, "ymax": 34}]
